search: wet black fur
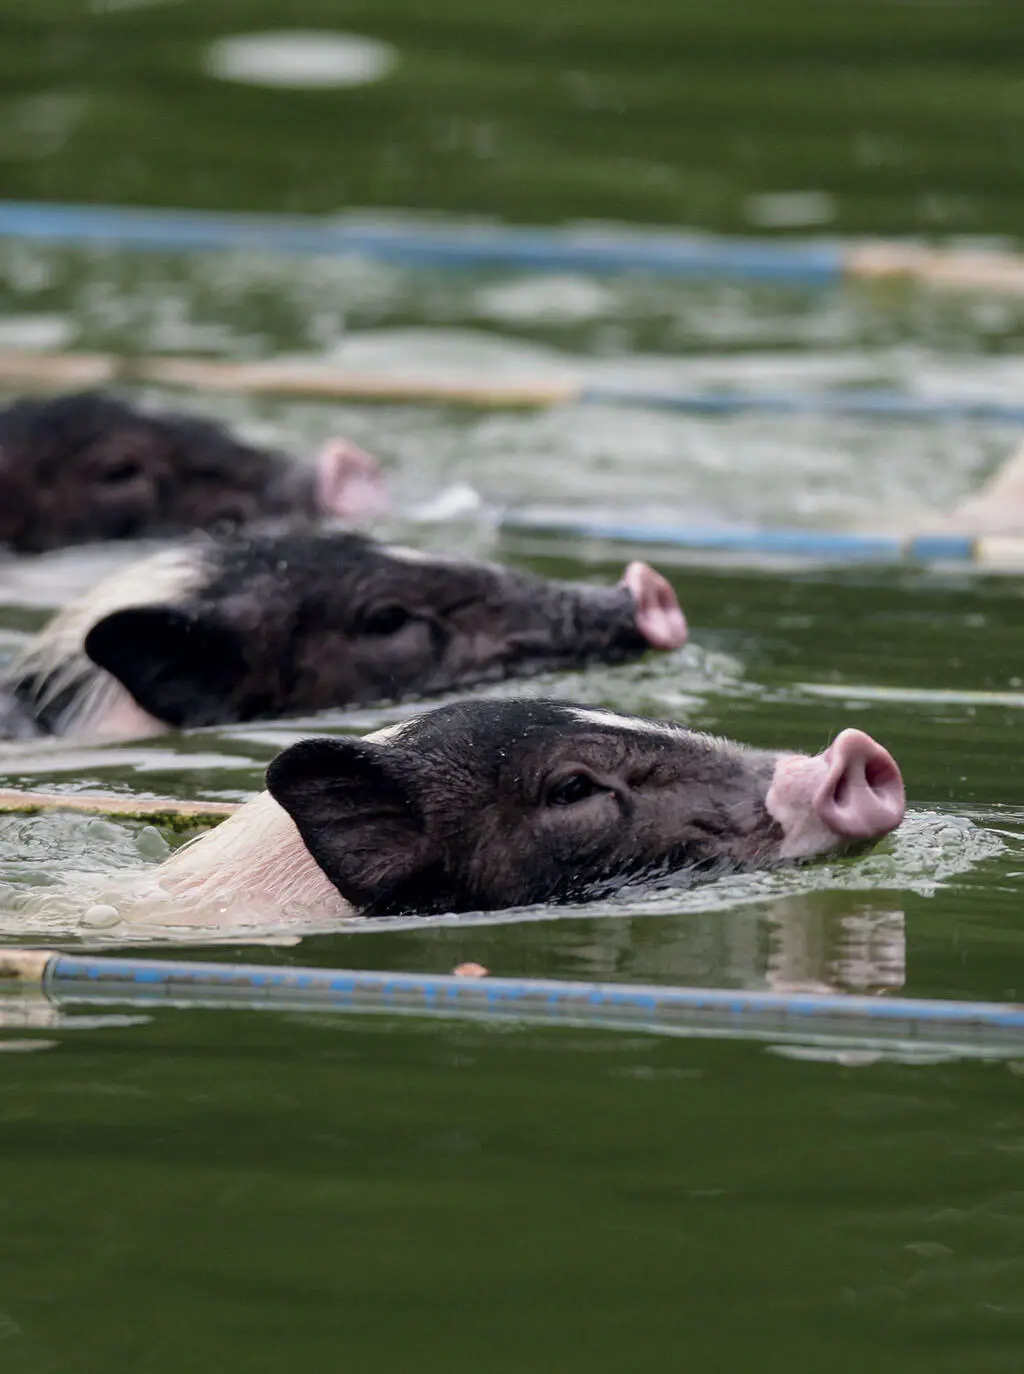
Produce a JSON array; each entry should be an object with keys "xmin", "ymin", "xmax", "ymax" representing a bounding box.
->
[
  {"xmin": 0, "ymin": 391, "xmax": 310, "ymax": 552},
  {"xmin": 13, "ymin": 531, "xmax": 650, "ymax": 732},
  {"xmin": 267, "ymin": 698, "xmax": 786, "ymax": 916}
]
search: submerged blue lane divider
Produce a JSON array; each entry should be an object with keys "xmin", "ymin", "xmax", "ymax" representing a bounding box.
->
[
  {"xmin": 1, "ymin": 949, "xmax": 1021, "ymax": 1055},
  {"xmin": 579, "ymin": 386, "xmax": 1024, "ymax": 428},
  {"xmin": 499, "ymin": 510, "xmax": 1024, "ymax": 570},
  {"xmin": 4, "ymin": 199, "xmax": 1024, "ymax": 292},
  {"xmin": 0, "ymin": 201, "xmax": 847, "ymax": 283}
]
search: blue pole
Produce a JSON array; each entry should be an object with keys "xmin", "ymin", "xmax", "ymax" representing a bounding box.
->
[
  {"xmin": 0, "ymin": 201, "xmax": 845, "ymax": 283},
  {"xmin": 0, "ymin": 949, "xmax": 1018, "ymax": 1055},
  {"xmin": 499, "ymin": 512, "xmax": 987, "ymax": 565},
  {"xmin": 580, "ymin": 386, "xmax": 1024, "ymax": 428}
]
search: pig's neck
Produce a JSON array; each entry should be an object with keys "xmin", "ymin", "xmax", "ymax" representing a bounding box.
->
[
  {"xmin": 157, "ymin": 791, "xmax": 349, "ymax": 917},
  {"xmin": 65, "ymin": 672, "xmax": 165, "ymax": 741},
  {"xmin": 7, "ymin": 649, "xmax": 165, "ymax": 741},
  {"xmin": 6, "ymin": 545, "xmax": 201, "ymax": 740}
]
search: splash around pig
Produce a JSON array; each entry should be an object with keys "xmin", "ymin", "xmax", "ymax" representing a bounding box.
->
[
  {"xmin": 0, "ymin": 531, "xmax": 688, "ymax": 739},
  {"xmin": 124, "ymin": 698, "xmax": 906, "ymax": 924},
  {"xmin": 0, "ymin": 391, "xmax": 390, "ymax": 552}
]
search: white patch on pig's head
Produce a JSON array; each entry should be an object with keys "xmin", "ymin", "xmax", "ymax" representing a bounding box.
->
[
  {"xmin": 3, "ymin": 544, "xmax": 208, "ymax": 739},
  {"xmin": 565, "ymin": 709, "xmax": 737, "ymax": 762},
  {"xmin": 365, "ymin": 720, "xmax": 416, "ymax": 745},
  {"xmin": 382, "ymin": 545, "xmax": 454, "ymax": 566},
  {"xmin": 566, "ymin": 706, "xmax": 685, "ymax": 738}
]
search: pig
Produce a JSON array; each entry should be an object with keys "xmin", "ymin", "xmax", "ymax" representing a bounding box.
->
[
  {"xmin": 139, "ymin": 699, "xmax": 906, "ymax": 922},
  {"xmin": 0, "ymin": 390, "xmax": 390, "ymax": 553},
  {"xmin": 0, "ymin": 531, "xmax": 688, "ymax": 740}
]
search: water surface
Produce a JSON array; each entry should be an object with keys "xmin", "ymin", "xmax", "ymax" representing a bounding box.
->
[{"xmin": 1, "ymin": 4, "xmax": 1024, "ymax": 1369}]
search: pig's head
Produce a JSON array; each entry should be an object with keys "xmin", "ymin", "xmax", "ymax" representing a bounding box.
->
[
  {"xmin": 263, "ymin": 699, "xmax": 906, "ymax": 916},
  {"xmin": 76, "ymin": 534, "xmax": 686, "ymax": 731},
  {"xmin": 0, "ymin": 391, "xmax": 388, "ymax": 552}
]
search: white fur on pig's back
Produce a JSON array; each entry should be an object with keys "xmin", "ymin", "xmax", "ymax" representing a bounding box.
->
[
  {"xmin": 150, "ymin": 721, "xmax": 420, "ymax": 919},
  {"xmin": 95, "ymin": 722, "xmax": 411, "ymax": 927},
  {"xmin": 137, "ymin": 791, "xmax": 348, "ymax": 924},
  {"xmin": 8, "ymin": 544, "xmax": 208, "ymax": 739}
]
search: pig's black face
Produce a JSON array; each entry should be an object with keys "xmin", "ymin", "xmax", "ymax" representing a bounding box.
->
[
  {"xmin": 82, "ymin": 534, "xmax": 680, "ymax": 728},
  {"xmin": 0, "ymin": 392, "xmax": 315, "ymax": 552},
  {"xmin": 265, "ymin": 700, "xmax": 905, "ymax": 916}
]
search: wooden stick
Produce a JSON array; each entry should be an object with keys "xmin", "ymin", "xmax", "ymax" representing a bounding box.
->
[
  {"xmin": 0, "ymin": 788, "xmax": 239, "ymax": 823},
  {"xmin": 0, "ymin": 349, "xmax": 576, "ymax": 410},
  {"xmin": 6, "ymin": 347, "xmax": 1024, "ymax": 426},
  {"xmin": 847, "ymin": 242, "xmax": 1024, "ymax": 294},
  {"xmin": 139, "ymin": 357, "xmax": 580, "ymax": 408},
  {"xmin": 0, "ymin": 350, "xmax": 118, "ymax": 389}
]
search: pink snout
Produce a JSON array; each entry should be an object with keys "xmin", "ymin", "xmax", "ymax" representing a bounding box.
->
[
  {"xmin": 315, "ymin": 438, "xmax": 392, "ymax": 520},
  {"xmin": 815, "ymin": 729, "xmax": 906, "ymax": 840},
  {"xmin": 766, "ymin": 728, "xmax": 905, "ymax": 859},
  {"xmin": 621, "ymin": 562, "xmax": 688, "ymax": 650}
]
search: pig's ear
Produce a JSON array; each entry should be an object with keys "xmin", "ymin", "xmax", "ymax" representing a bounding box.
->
[
  {"xmin": 84, "ymin": 606, "xmax": 248, "ymax": 728},
  {"xmin": 266, "ymin": 737, "xmax": 430, "ymax": 911}
]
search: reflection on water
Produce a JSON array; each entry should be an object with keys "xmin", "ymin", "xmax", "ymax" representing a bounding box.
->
[
  {"xmin": 765, "ymin": 898, "xmax": 906, "ymax": 995},
  {"xmin": 204, "ymin": 32, "xmax": 398, "ymax": 90}
]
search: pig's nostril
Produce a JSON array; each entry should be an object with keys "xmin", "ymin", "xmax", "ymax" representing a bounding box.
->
[
  {"xmin": 831, "ymin": 770, "xmax": 851, "ymax": 809},
  {"xmin": 866, "ymin": 754, "xmax": 895, "ymax": 794}
]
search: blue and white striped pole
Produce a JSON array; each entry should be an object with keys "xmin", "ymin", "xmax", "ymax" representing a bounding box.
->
[
  {"xmin": 499, "ymin": 510, "xmax": 1024, "ymax": 570},
  {"xmin": 0, "ymin": 201, "xmax": 847, "ymax": 283},
  {"xmin": 1, "ymin": 199, "xmax": 1022, "ymax": 292},
  {"xmin": 2, "ymin": 949, "xmax": 1022, "ymax": 1057}
]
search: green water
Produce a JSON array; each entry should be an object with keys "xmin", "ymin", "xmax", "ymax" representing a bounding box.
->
[
  {"xmin": 2, "ymin": 1, "xmax": 1024, "ymax": 1370},
  {"xmin": 5, "ymin": 0, "xmax": 1024, "ymax": 234},
  {"xmin": 1, "ymin": 1017, "xmax": 1022, "ymax": 1374}
]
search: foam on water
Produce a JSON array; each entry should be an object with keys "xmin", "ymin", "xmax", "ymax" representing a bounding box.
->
[
  {"xmin": 0, "ymin": 237, "xmax": 1020, "ymax": 968},
  {"xmin": 0, "ymin": 806, "xmax": 1007, "ymax": 951}
]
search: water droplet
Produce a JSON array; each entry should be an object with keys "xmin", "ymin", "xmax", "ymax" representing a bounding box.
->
[{"xmin": 82, "ymin": 903, "xmax": 121, "ymax": 928}]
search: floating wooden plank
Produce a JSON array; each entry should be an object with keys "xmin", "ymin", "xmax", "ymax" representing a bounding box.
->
[{"xmin": 0, "ymin": 788, "xmax": 238, "ymax": 822}]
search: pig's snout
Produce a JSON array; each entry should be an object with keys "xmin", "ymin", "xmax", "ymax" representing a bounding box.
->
[
  {"xmin": 315, "ymin": 438, "xmax": 392, "ymax": 520},
  {"xmin": 815, "ymin": 729, "xmax": 905, "ymax": 840},
  {"xmin": 767, "ymin": 728, "xmax": 905, "ymax": 859},
  {"xmin": 621, "ymin": 562, "xmax": 688, "ymax": 650}
]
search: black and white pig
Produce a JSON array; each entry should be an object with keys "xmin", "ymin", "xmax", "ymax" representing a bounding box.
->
[
  {"xmin": 0, "ymin": 391, "xmax": 389, "ymax": 552},
  {"xmin": 0, "ymin": 531, "xmax": 688, "ymax": 739},
  {"xmin": 125, "ymin": 699, "xmax": 906, "ymax": 924}
]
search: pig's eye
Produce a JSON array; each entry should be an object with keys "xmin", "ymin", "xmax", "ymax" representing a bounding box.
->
[
  {"xmin": 360, "ymin": 603, "xmax": 414, "ymax": 637},
  {"xmin": 546, "ymin": 772, "xmax": 604, "ymax": 807},
  {"xmin": 100, "ymin": 459, "xmax": 145, "ymax": 485}
]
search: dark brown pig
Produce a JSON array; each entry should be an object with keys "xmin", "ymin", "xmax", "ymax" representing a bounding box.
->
[
  {"xmin": 140, "ymin": 698, "xmax": 906, "ymax": 922},
  {"xmin": 0, "ymin": 391, "xmax": 389, "ymax": 552},
  {"xmin": 1, "ymin": 531, "xmax": 687, "ymax": 739}
]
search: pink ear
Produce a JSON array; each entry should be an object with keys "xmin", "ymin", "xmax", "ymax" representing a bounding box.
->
[
  {"xmin": 620, "ymin": 561, "xmax": 688, "ymax": 650},
  {"xmin": 315, "ymin": 438, "xmax": 392, "ymax": 520}
]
